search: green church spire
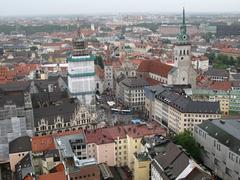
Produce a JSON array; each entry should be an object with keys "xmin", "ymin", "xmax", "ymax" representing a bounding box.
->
[
  {"xmin": 177, "ymin": 8, "xmax": 189, "ymax": 43},
  {"xmin": 183, "ymin": 7, "xmax": 185, "ymax": 25}
]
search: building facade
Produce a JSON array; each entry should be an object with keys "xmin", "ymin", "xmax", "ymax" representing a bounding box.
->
[
  {"xmin": 34, "ymin": 102, "xmax": 96, "ymax": 136},
  {"xmin": 85, "ymin": 123, "xmax": 166, "ymax": 170},
  {"xmin": 185, "ymin": 88, "xmax": 230, "ymax": 116},
  {"xmin": 118, "ymin": 77, "xmax": 149, "ymax": 111},
  {"xmin": 68, "ymin": 36, "xmax": 95, "ymax": 106},
  {"xmin": 194, "ymin": 119, "xmax": 240, "ymax": 180},
  {"xmin": 104, "ymin": 62, "xmax": 114, "ymax": 90},
  {"xmin": 0, "ymin": 93, "xmax": 33, "ymax": 162},
  {"xmin": 153, "ymin": 86, "xmax": 221, "ymax": 133}
]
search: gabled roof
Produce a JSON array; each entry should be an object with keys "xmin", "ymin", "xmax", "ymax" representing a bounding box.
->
[
  {"xmin": 33, "ymin": 100, "xmax": 78, "ymax": 126},
  {"xmin": 156, "ymin": 88, "xmax": 221, "ymax": 114},
  {"xmin": 153, "ymin": 142, "xmax": 189, "ymax": 180},
  {"xmin": 85, "ymin": 123, "xmax": 166, "ymax": 145},
  {"xmin": 9, "ymin": 136, "xmax": 31, "ymax": 154},
  {"xmin": 121, "ymin": 77, "xmax": 149, "ymax": 88},
  {"xmin": 137, "ymin": 60, "xmax": 173, "ymax": 78},
  {"xmin": 197, "ymin": 119, "xmax": 240, "ymax": 156},
  {"xmin": 209, "ymin": 81, "xmax": 232, "ymax": 91},
  {"xmin": 204, "ymin": 68, "xmax": 229, "ymax": 78}
]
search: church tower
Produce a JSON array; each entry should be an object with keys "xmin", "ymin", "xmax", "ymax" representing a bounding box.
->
[
  {"xmin": 68, "ymin": 26, "xmax": 96, "ymax": 106},
  {"xmin": 170, "ymin": 8, "xmax": 196, "ymax": 87}
]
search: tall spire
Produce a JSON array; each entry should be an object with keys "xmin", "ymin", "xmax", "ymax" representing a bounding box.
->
[
  {"xmin": 183, "ymin": 7, "xmax": 185, "ymax": 25},
  {"xmin": 176, "ymin": 8, "xmax": 189, "ymax": 43},
  {"xmin": 76, "ymin": 17, "xmax": 84, "ymax": 39}
]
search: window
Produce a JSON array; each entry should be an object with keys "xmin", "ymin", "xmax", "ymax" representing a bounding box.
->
[
  {"xmin": 226, "ymin": 167, "xmax": 231, "ymax": 176},
  {"xmin": 214, "ymin": 158, "xmax": 219, "ymax": 166}
]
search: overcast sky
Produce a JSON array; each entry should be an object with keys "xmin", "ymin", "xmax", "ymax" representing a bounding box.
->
[{"xmin": 0, "ymin": 0, "xmax": 239, "ymax": 16}]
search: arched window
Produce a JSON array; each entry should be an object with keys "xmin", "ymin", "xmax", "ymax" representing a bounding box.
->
[
  {"xmin": 56, "ymin": 123, "xmax": 62, "ymax": 128},
  {"xmin": 187, "ymin": 50, "xmax": 189, "ymax": 55},
  {"xmin": 40, "ymin": 125, "xmax": 46, "ymax": 131},
  {"xmin": 180, "ymin": 50, "xmax": 182, "ymax": 56},
  {"xmin": 96, "ymin": 83, "xmax": 99, "ymax": 89},
  {"xmin": 183, "ymin": 50, "xmax": 186, "ymax": 55}
]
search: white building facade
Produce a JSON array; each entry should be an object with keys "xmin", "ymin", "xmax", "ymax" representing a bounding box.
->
[{"xmin": 68, "ymin": 38, "xmax": 96, "ymax": 106}]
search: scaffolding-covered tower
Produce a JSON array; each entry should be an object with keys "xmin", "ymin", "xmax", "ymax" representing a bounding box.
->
[{"xmin": 68, "ymin": 33, "xmax": 96, "ymax": 107}]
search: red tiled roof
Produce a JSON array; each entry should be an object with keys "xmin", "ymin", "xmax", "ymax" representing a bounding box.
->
[
  {"xmin": 95, "ymin": 66, "xmax": 104, "ymax": 80},
  {"xmin": 104, "ymin": 60, "xmax": 112, "ymax": 66},
  {"xmin": 53, "ymin": 129, "xmax": 83, "ymax": 138},
  {"xmin": 55, "ymin": 163, "xmax": 65, "ymax": 172},
  {"xmin": 137, "ymin": 60, "xmax": 173, "ymax": 78},
  {"xmin": 85, "ymin": 123, "xmax": 166, "ymax": 144},
  {"xmin": 32, "ymin": 130, "xmax": 83, "ymax": 152},
  {"xmin": 145, "ymin": 77, "xmax": 161, "ymax": 86},
  {"xmin": 31, "ymin": 135, "xmax": 56, "ymax": 153},
  {"xmin": 192, "ymin": 56, "xmax": 209, "ymax": 62},
  {"xmin": 131, "ymin": 59, "xmax": 144, "ymax": 66},
  {"xmin": 221, "ymin": 48, "xmax": 240, "ymax": 55},
  {"xmin": 39, "ymin": 171, "xmax": 67, "ymax": 180},
  {"xmin": 209, "ymin": 81, "xmax": 232, "ymax": 91}
]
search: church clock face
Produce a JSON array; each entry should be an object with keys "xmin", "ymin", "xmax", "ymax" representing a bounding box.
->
[{"xmin": 182, "ymin": 35, "xmax": 187, "ymax": 41}]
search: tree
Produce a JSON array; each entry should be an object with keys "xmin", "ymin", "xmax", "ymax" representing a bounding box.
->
[
  {"xmin": 206, "ymin": 52, "xmax": 215, "ymax": 65},
  {"xmin": 30, "ymin": 46, "xmax": 38, "ymax": 51},
  {"xmin": 95, "ymin": 55, "xmax": 104, "ymax": 69},
  {"xmin": 174, "ymin": 130, "xmax": 201, "ymax": 162}
]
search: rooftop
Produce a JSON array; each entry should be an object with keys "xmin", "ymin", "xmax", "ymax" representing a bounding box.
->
[
  {"xmin": 137, "ymin": 60, "xmax": 173, "ymax": 78},
  {"xmin": 9, "ymin": 136, "xmax": 31, "ymax": 154},
  {"xmin": 156, "ymin": 87, "xmax": 221, "ymax": 114},
  {"xmin": 121, "ymin": 77, "xmax": 149, "ymax": 88},
  {"xmin": 39, "ymin": 171, "xmax": 67, "ymax": 180},
  {"xmin": 85, "ymin": 123, "xmax": 166, "ymax": 145},
  {"xmin": 197, "ymin": 119, "xmax": 240, "ymax": 155},
  {"xmin": 32, "ymin": 134, "xmax": 56, "ymax": 153},
  {"xmin": 204, "ymin": 68, "xmax": 229, "ymax": 78}
]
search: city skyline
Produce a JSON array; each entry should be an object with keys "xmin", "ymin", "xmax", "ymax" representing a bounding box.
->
[{"xmin": 0, "ymin": 0, "xmax": 239, "ymax": 16}]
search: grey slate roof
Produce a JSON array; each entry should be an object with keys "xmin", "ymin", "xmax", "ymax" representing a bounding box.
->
[
  {"xmin": 121, "ymin": 77, "xmax": 149, "ymax": 88},
  {"xmin": 152, "ymin": 142, "xmax": 190, "ymax": 180},
  {"xmin": 0, "ymin": 81, "xmax": 30, "ymax": 93},
  {"xmin": 33, "ymin": 99, "xmax": 78, "ymax": 126},
  {"xmin": 31, "ymin": 91, "xmax": 68, "ymax": 108},
  {"xmin": 9, "ymin": 136, "xmax": 31, "ymax": 154},
  {"xmin": 156, "ymin": 88, "xmax": 221, "ymax": 114},
  {"xmin": 197, "ymin": 119, "xmax": 240, "ymax": 155},
  {"xmin": 0, "ymin": 93, "xmax": 25, "ymax": 108},
  {"xmin": 204, "ymin": 68, "xmax": 229, "ymax": 78},
  {"xmin": 33, "ymin": 78, "xmax": 60, "ymax": 92}
]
